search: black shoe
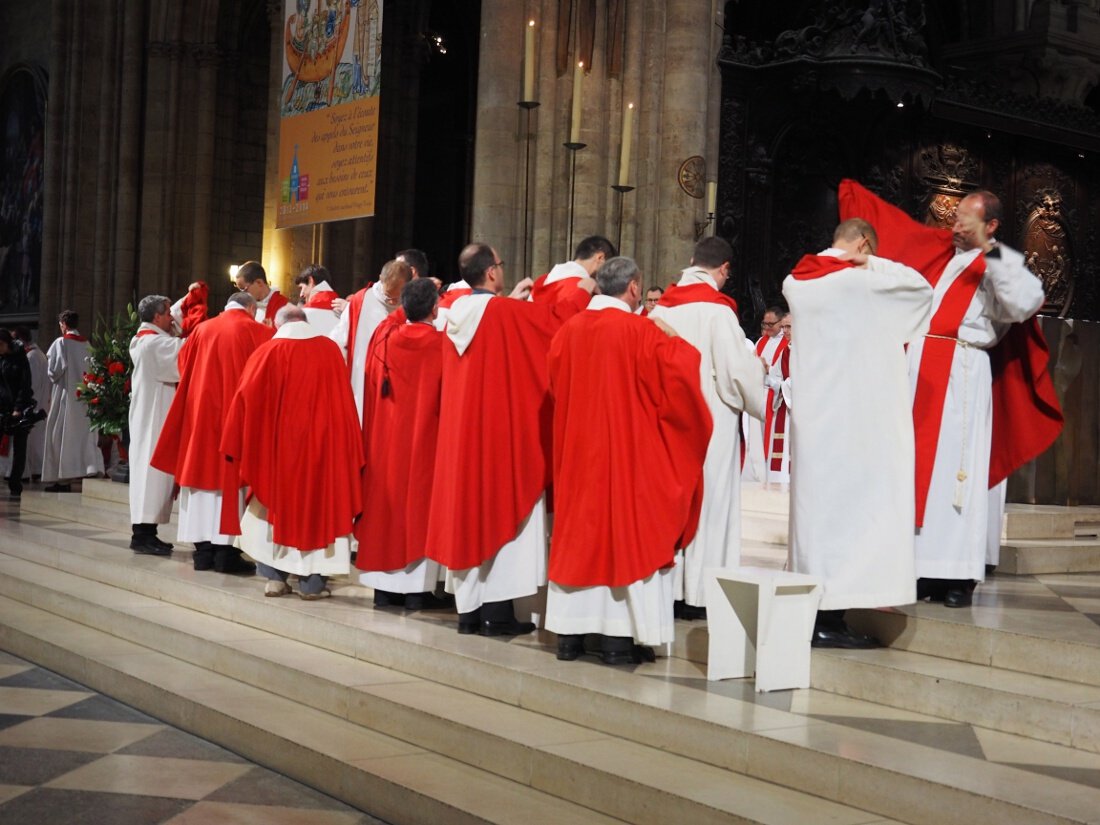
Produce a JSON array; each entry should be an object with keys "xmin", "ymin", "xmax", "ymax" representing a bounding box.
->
[
  {"xmin": 192, "ymin": 541, "xmax": 215, "ymax": 571},
  {"xmin": 674, "ymin": 600, "xmax": 707, "ymax": 621},
  {"xmin": 597, "ymin": 636, "xmax": 656, "ymax": 665},
  {"xmin": 44, "ymin": 483, "xmax": 72, "ymax": 493},
  {"xmin": 811, "ymin": 627, "xmax": 881, "ymax": 649},
  {"xmin": 480, "ymin": 619, "xmax": 536, "ymax": 637},
  {"xmin": 556, "ymin": 634, "xmax": 586, "ymax": 661},
  {"xmin": 404, "ymin": 592, "xmax": 455, "ymax": 611},
  {"xmin": 214, "ymin": 546, "xmax": 256, "ymax": 575},
  {"xmin": 150, "ymin": 535, "xmax": 173, "ymax": 552},
  {"xmin": 944, "ymin": 586, "xmax": 973, "ymax": 608},
  {"xmin": 373, "ymin": 590, "xmax": 406, "ymax": 608},
  {"xmin": 457, "ymin": 609, "xmax": 482, "ymax": 634},
  {"xmin": 130, "ymin": 535, "xmax": 172, "ymax": 556},
  {"xmin": 916, "ymin": 578, "xmax": 948, "ymax": 602}
]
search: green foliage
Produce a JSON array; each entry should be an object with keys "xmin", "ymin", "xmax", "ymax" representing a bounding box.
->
[{"xmin": 75, "ymin": 304, "xmax": 140, "ymax": 435}]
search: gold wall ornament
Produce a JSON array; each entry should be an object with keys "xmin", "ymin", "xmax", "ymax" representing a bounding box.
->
[
  {"xmin": 678, "ymin": 156, "xmax": 706, "ymax": 199},
  {"xmin": 1024, "ymin": 188, "xmax": 1073, "ymax": 314},
  {"xmin": 925, "ymin": 192, "xmax": 961, "ymax": 229}
]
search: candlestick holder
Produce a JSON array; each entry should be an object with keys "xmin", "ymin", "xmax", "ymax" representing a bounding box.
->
[
  {"xmin": 563, "ymin": 141, "xmax": 586, "ymax": 260},
  {"xmin": 611, "ymin": 184, "xmax": 635, "ymax": 253},
  {"xmin": 517, "ymin": 101, "xmax": 540, "ymax": 279},
  {"xmin": 694, "ymin": 211, "xmax": 716, "ymax": 241}
]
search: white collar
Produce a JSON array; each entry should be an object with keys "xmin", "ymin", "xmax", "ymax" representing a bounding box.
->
[
  {"xmin": 678, "ymin": 266, "xmax": 718, "ymax": 289},
  {"xmin": 588, "ymin": 294, "xmax": 631, "ymax": 313},
  {"xmin": 273, "ymin": 320, "xmax": 325, "ymax": 340}
]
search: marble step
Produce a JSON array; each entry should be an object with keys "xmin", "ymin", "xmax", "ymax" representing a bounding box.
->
[
  {"xmin": 0, "ymin": 558, "xmax": 909, "ymax": 825},
  {"xmin": 2, "ymin": 510, "xmax": 1096, "ymax": 825},
  {"xmin": 999, "ymin": 539, "xmax": 1100, "ymax": 575},
  {"xmin": 20, "ymin": 492, "xmax": 180, "ymax": 540},
  {"xmin": 813, "ymin": 646, "xmax": 1100, "ymax": 754},
  {"xmin": 0, "ymin": 595, "xmax": 629, "ymax": 825},
  {"xmin": 1002, "ymin": 506, "xmax": 1100, "ymax": 541}
]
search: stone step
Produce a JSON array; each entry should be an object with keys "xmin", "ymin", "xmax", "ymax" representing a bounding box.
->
[
  {"xmin": 1002, "ymin": 505, "xmax": 1100, "ymax": 541},
  {"xmin": 812, "ymin": 646, "xmax": 1100, "ymax": 754},
  {"xmin": 0, "ymin": 594, "xmax": 628, "ymax": 825},
  {"xmin": 0, "ymin": 546, "xmax": 903, "ymax": 825},
  {"xmin": 20, "ymin": 491, "xmax": 180, "ymax": 539},
  {"xmin": 3, "ymin": 500, "xmax": 1098, "ymax": 824},
  {"xmin": 999, "ymin": 539, "xmax": 1100, "ymax": 575}
]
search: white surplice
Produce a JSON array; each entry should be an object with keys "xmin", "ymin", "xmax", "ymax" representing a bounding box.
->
[
  {"xmin": 649, "ymin": 267, "xmax": 765, "ymax": 607},
  {"xmin": 41, "ymin": 333, "xmax": 104, "ymax": 482},
  {"xmin": 127, "ymin": 323, "xmax": 184, "ymax": 524},
  {"xmin": 330, "ymin": 281, "xmax": 394, "ymax": 419},
  {"xmin": 784, "ymin": 250, "xmax": 932, "ymax": 610},
  {"xmin": 908, "ymin": 244, "xmax": 1044, "ymax": 581}
]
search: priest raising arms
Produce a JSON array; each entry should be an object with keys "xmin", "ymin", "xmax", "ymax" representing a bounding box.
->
[
  {"xmin": 425, "ymin": 243, "xmax": 595, "ymax": 637},
  {"xmin": 546, "ymin": 257, "xmax": 712, "ymax": 664},
  {"xmin": 783, "ymin": 218, "xmax": 932, "ymax": 647}
]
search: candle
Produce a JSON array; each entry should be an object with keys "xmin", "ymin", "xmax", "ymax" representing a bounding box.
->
[
  {"xmin": 523, "ymin": 20, "xmax": 536, "ymax": 102},
  {"xmin": 618, "ymin": 103, "xmax": 634, "ymax": 186},
  {"xmin": 570, "ymin": 61, "xmax": 584, "ymax": 144},
  {"xmin": 706, "ymin": 180, "xmax": 717, "ymax": 214}
]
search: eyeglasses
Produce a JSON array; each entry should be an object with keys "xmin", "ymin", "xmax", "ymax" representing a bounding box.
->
[
  {"xmin": 492, "ymin": 260, "xmax": 505, "ymax": 269},
  {"xmin": 861, "ymin": 234, "xmax": 878, "ymax": 255},
  {"xmin": 761, "ymin": 320, "xmax": 780, "ymax": 328}
]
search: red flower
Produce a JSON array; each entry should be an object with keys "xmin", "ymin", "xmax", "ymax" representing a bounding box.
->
[
  {"xmin": 83, "ymin": 372, "xmax": 95, "ymax": 383},
  {"xmin": 108, "ymin": 361, "xmax": 126, "ymax": 375},
  {"xmin": 124, "ymin": 379, "xmax": 131, "ymax": 393},
  {"xmin": 89, "ymin": 397, "xmax": 100, "ymax": 405}
]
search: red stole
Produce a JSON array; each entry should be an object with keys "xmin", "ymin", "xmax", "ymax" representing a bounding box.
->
[
  {"xmin": 530, "ymin": 274, "xmax": 588, "ymax": 306},
  {"xmin": 344, "ymin": 287, "xmax": 369, "ymax": 376},
  {"xmin": 438, "ymin": 287, "xmax": 472, "ymax": 309},
  {"xmin": 180, "ymin": 283, "xmax": 209, "ymax": 335},
  {"xmin": 790, "ymin": 254, "xmax": 853, "ymax": 281},
  {"xmin": 62, "ymin": 332, "xmax": 87, "ymax": 342},
  {"xmin": 134, "ymin": 330, "xmax": 159, "ymax": 338},
  {"xmin": 767, "ymin": 344, "xmax": 791, "ymax": 471},
  {"xmin": 911, "ymin": 255, "xmax": 986, "ymax": 526},
  {"xmin": 305, "ymin": 289, "xmax": 338, "ymax": 308},
  {"xmin": 657, "ymin": 282, "xmax": 739, "ymax": 315},
  {"xmin": 261, "ymin": 290, "xmax": 288, "ymax": 329}
]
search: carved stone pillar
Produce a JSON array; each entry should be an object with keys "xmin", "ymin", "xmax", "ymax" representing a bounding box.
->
[
  {"xmin": 262, "ymin": 0, "xmax": 294, "ymax": 293},
  {"xmin": 191, "ymin": 45, "xmax": 221, "ymax": 283}
]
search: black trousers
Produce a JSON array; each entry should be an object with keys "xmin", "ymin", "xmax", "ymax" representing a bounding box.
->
[{"xmin": 4, "ymin": 430, "xmax": 28, "ymax": 494}]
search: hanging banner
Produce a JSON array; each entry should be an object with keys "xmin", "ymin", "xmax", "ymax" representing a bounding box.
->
[{"xmin": 277, "ymin": 0, "xmax": 382, "ymax": 228}]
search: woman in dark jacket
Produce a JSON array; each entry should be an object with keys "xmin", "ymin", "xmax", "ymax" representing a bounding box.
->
[{"xmin": 0, "ymin": 329, "xmax": 35, "ymax": 496}]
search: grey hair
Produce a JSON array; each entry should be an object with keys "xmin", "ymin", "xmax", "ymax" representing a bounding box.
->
[
  {"xmin": 274, "ymin": 305, "xmax": 307, "ymax": 327},
  {"xmin": 595, "ymin": 256, "xmax": 640, "ymax": 298},
  {"xmin": 137, "ymin": 294, "xmax": 171, "ymax": 323},
  {"xmin": 227, "ymin": 291, "xmax": 257, "ymax": 309}
]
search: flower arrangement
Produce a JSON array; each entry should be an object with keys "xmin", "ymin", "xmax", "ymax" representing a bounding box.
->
[{"xmin": 76, "ymin": 305, "xmax": 139, "ymax": 435}]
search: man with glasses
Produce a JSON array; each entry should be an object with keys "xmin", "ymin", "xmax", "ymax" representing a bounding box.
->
[
  {"xmin": 783, "ymin": 217, "xmax": 932, "ymax": 647},
  {"xmin": 426, "ymin": 243, "xmax": 595, "ymax": 638},
  {"xmin": 234, "ymin": 260, "xmax": 287, "ymax": 328},
  {"xmin": 639, "ymin": 286, "xmax": 663, "ymax": 317},
  {"xmin": 329, "ymin": 259, "xmax": 411, "ymax": 419},
  {"xmin": 742, "ymin": 305, "xmax": 788, "ymax": 482}
]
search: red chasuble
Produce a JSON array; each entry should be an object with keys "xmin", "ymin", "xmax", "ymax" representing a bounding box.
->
[
  {"xmin": 151, "ymin": 310, "xmax": 273, "ymax": 490},
  {"xmin": 305, "ymin": 289, "xmax": 339, "ymax": 309},
  {"xmin": 530, "ymin": 274, "xmax": 591, "ymax": 307},
  {"xmin": 219, "ymin": 334, "xmax": 363, "ymax": 549},
  {"xmin": 548, "ymin": 308, "xmax": 712, "ymax": 587},
  {"xmin": 656, "ymin": 282, "xmax": 739, "ymax": 315},
  {"xmin": 179, "ymin": 283, "xmax": 209, "ymax": 336},
  {"xmin": 425, "ymin": 288, "xmax": 590, "ymax": 571},
  {"xmin": 838, "ymin": 179, "xmax": 1062, "ymax": 491},
  {"xmin": 355, "ymin": 322, "xmax": 442, "ymax": 570},
  {"xmin": 437, "ymin": 287, "xmax": 472, "ymax": 309}
]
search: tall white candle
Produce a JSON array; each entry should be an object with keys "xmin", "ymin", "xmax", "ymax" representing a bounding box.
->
[
  {"xmin": 618, "ymin": 103, "xmax": 634, "ymax": 186},
  {"xmin": 570, "ymin": 61, "xmax": 584, "ymax": 144},
  {"xmin": 706, "ymin": 180, "xmax": 717, "ymax": 214},
  {"xmin": 523, "ymin": 20, "xmax": 536, "ymax": 102}
]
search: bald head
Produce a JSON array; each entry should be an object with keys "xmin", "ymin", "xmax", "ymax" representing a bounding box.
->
[{"xmin": 833, "ymin": 218, "xmax": 878, "ymax": 254}]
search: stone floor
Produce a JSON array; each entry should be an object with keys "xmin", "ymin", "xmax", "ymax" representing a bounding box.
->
[{"xmin": 0, "ymin": 651, "xmax": 388, "ymax": 825}]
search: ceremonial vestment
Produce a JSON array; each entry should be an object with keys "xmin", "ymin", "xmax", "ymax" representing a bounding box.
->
[
  {"xmin": 649, "ymin": 269, "xmax": 765, "ymax": 608},
  {"xmin": 23, "ymin": 343, "xmax": 49, "ymax": 478},
  {"xmin": 330, "ymin": 282, "xmax": 397, "ymax": 418},
  {"xmin": 784, "ymin": 249, "xmax": 932, "ymax": 609},
  {"xmin": 425, "ymin": 287, "xmax": 589, "ymax": 616},
  {"xmin": 41, "ymin": 332, "xmax": 104, "ymax": 482},
  {"xmin": 530, "ymin": 261, "xmax": 589, "ymax": 306},
  {"xmin": 356, "ymin": 320, "xmax": 445, "ymax": 592},
  {"xmin": 546, "ymin": 295, "xmax": 711, "ymax": 645},
  {"xmin": 255, "ymin": 288, "xmax": 288, "ymax": 328},
  {"xmin": 128, "ymin": 323, "xmax": 185, "ymax": 525},
  {"xmin": 303, "ymin": 279, "xmax": 340, "ymax": 335}
]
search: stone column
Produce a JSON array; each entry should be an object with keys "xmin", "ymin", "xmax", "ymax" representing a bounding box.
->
[
  {"xmin": 40, "ymin": 0, "xmax": 72, "ymax": 330},
  {"xmin": 191, "ymin": 45, "xmax": 221, "ymax": 284},
  {"xmin": 262, "ymin": 0, "xmax": 294, "ymax": 293},
  {"xmin": 113, "ymin": 0, "xmax": 144, "ymax": 310},
  {"xmin": 653, "ymin": 0, "xmax": 710, "ymax": 279}
]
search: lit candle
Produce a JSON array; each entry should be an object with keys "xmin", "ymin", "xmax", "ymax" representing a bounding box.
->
[
  {"xmin": 706, "ymin": 180, "xmax": 717, "ymax": 214},
  {"xmin": 570, "ymin": 61, "xmax": 584, "ymax": 144},
  {"xmin": 523, "ymin": 20, "xmax": 536, "ymax": 102},
  {"xmin": 618, "ymin": 103, "xmax": 634, "ymax": 186}
]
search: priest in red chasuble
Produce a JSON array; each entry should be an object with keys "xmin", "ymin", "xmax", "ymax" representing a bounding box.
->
[
  {"xmin": 425, "ymin": 242, "xmax": 595, "ymax": 636},
  {"xmin": 151, "ymin": 290, "xmax": 272, "ymax": 574},
  {"xmin": 529, "ymin": 234, "xmax": 613, "ymax": 305},
  {"xmin": 546, "ymin": 256, "xmax": 712, "ymax": 664},
  {"xmin": 355, "ymin": 278, "xmax": 452, "ymax": 611},
  {"xmin": 219, "ymin": 305, "xmax": 363, "ymax": 599}
]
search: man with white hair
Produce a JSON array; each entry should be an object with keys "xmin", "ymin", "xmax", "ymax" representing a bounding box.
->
[
  {"xmin": 152, "ymin": 290, "xmax": 272, "ymax": 573},
  {"xmin": 220, "ymin": 304, "xmax": 363, "ymax": 599},
  {"xmin": 547, "ymin": 256, "xmax": 711, "ymax": 664}
]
